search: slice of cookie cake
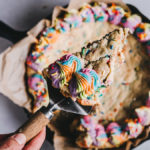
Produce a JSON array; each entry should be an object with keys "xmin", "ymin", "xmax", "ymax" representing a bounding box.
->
[{"xmin": 43, "ymin": 28, "xmax": 129, "ymax": 106}]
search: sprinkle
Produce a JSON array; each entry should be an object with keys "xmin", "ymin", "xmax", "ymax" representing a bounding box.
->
[
  {"xmin": 101, "ymin": 111, "xmax": 104, "ymax": 114},
  {"xmin": 62, "ymin": 50, "xmax": 69, "ymax": 54},
  {"xmin": 114, "ymin": 108, "xmax": 117, "ymax": 112},
  {"xmin": 99, "ymin": 94, "xmax": 103, "ymax": 97},
  {"xmin": 121, "ymin": 82, "xmax": 129, "ymax": 86},
  {"xmin": 120, "ymin": 102, "xmax": 123, "ymax": 106},
  {"xmin": 102, "ymin": 102, "xmax": 105, "ymax": 105},
  {"xmin": 110, "ymin": 45, "xmax": 113, "ymax": 49},
  {"xmin": 100, "ymin": 85, "xmax": 106, "ymax": 88}
]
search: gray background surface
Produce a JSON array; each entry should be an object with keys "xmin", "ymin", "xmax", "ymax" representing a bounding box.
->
[{"xmin": 0, "ymin": 0, "xmax": 149, "ymax": 149}]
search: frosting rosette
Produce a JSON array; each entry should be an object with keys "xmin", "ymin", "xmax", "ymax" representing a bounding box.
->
[
  {"xmin": 79, "ymin": 116, "xmax": 108, "ymax": 146},
  {"xmin": 54, "ymin": 19, "xmax": 70, "ymax": 33},
  {"xmin": 48, "ymin": 54, "xmax": 82, "ymax": 88},
  {"xmin": 26, "ymin": 51, "xmax": 43, "ymax": 71},
  {"xmin": 27, "ymin": 27, "xmax": 59, "ymax": 72},
  {"xmin": 107, "ymin": 4, "xmax": 126, "ymax": 25},
  {"xmin": 69, "ymin": 68, "xmax": 100, "ymax": 103},
  {"xmin": 64, "ymin": 12, "xmax": 82, "ymax": 28},
  {"xmin": 95, "ymin": 124, "xmax": 108, "ymax": 146},
  {"xmin": 135, "ymin": 23, "xmax": 150, "ymax": 42},
  {"xmin": 125, "ymin": 119, "xmax": 143, "ymax": 138},
  {"xmin": 106, "ymin": 122, "xmax": 126, "ymax": 146},
  {"xmin": 91, "ymin": 4, "xmax": 108, "ymax": 22},
  {"xmin": 121, "ymin": 14, "xmax": 142, "ymax": 33},
  {"xmin": 28, "ymin": 74, "xmax": 45, "ymax": 91},
  {"xmin": 28, "ymin": 74, "xmax": 47, "ymax": 107},
  {"xmin": 135, "ymin": 106, "xmax": 150, "ymax": 126},
  {"xmin": 79, "ymin": 4, "xmax": 95, "ymax": 23}
]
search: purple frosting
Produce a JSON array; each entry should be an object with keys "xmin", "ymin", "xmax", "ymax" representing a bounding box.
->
[
  {"xmin": 81, "ymin": 116, "xmax": 97, "ymax": 145},
  {"xmin": 68, "ymin": 75, "xmax": 78, "ymax": 97},
  {"xmin": 48, "ymin": 63, "xmax": 61, "ymax": 88}
]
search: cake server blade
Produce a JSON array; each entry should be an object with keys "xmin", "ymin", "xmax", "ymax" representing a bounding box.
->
[
  {"xmin": 48, "ymin": 97, "xmax": 92, "ymax": 115},
  {"xmin": 45, "ymin": 76, "xmax": 92, "ymax": 115}
]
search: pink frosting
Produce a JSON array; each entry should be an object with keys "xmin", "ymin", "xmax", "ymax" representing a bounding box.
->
[
  {"xmin": 28, "ymin": 75, "xmax": 44, "ymax": 91},
  {"xmin": 135, "ymin": 107, "xmax": 150, "ymax": 126},
  {"xmin": 121, "ymin": 15, "xmax": 142, "ymax": 33},
  {"xmin": 125, "ymin": 119, "xmax": 143, "ymax": 138},
  {"xmin": 106, "ymin": 122, "xmax": 121, "ymax": 133}
]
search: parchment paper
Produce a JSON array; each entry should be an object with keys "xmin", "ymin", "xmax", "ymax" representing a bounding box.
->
[{"xmin": 0, "ymin": 19, "xmax": 50, "ymax": 111}]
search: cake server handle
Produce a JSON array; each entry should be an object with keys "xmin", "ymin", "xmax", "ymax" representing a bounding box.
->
[{"xmin": 17, "ymin": 106, "xmax": 54, "ymax": 143}]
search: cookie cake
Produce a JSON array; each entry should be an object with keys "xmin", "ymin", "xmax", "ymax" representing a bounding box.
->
[{"xmin": 25, "ymin": 1, "xmax": 150, "ymax": 149}]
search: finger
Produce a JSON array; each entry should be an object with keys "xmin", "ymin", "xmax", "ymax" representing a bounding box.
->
[
  {"xmin": 0, "ymin": 133, "xmax": 26, "ymax": 150},
  {"xmin": 23, "ymin": 127, "xmax": 46, "ymax": 150}
]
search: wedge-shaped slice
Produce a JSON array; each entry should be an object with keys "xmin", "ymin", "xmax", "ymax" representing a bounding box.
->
[
  {"xmin": 82, "ymin": 28, "xmax": 129, "ymax": 62},
  {"xmin": 43, "ymin": 28, "xmax": 129, "ymax": 106}
]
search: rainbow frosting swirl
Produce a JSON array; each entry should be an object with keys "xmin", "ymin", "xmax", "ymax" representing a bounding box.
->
[
  {"xmin": 69, "ymin": 68, "xmax": 100, "ymax": 100},
  {"xmin": 48, "ymin": 54, "xmax": 82, "ymax": 88},
  {"xmin": 47, "ymin": 54, "xmax": 101, "ymax": 104}
]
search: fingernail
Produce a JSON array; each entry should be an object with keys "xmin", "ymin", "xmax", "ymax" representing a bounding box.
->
[{"xmin": 12, "ymin": 133, "xmax": 26, "ymax": 145}]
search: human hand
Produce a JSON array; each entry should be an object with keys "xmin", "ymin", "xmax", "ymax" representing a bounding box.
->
[{"xmin": 0, "ymin": 127, "xmax": 46, "ymax": 150}]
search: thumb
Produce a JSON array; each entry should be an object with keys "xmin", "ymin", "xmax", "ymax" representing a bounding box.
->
[{"xmin": 0, "ymin": 133, "xmax": 26, "ymax": 150}]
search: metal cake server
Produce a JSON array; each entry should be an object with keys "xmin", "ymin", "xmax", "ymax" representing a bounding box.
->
[{"xmin": 17, "ymin": 73, "xmax": 92, "ymax": 142}]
